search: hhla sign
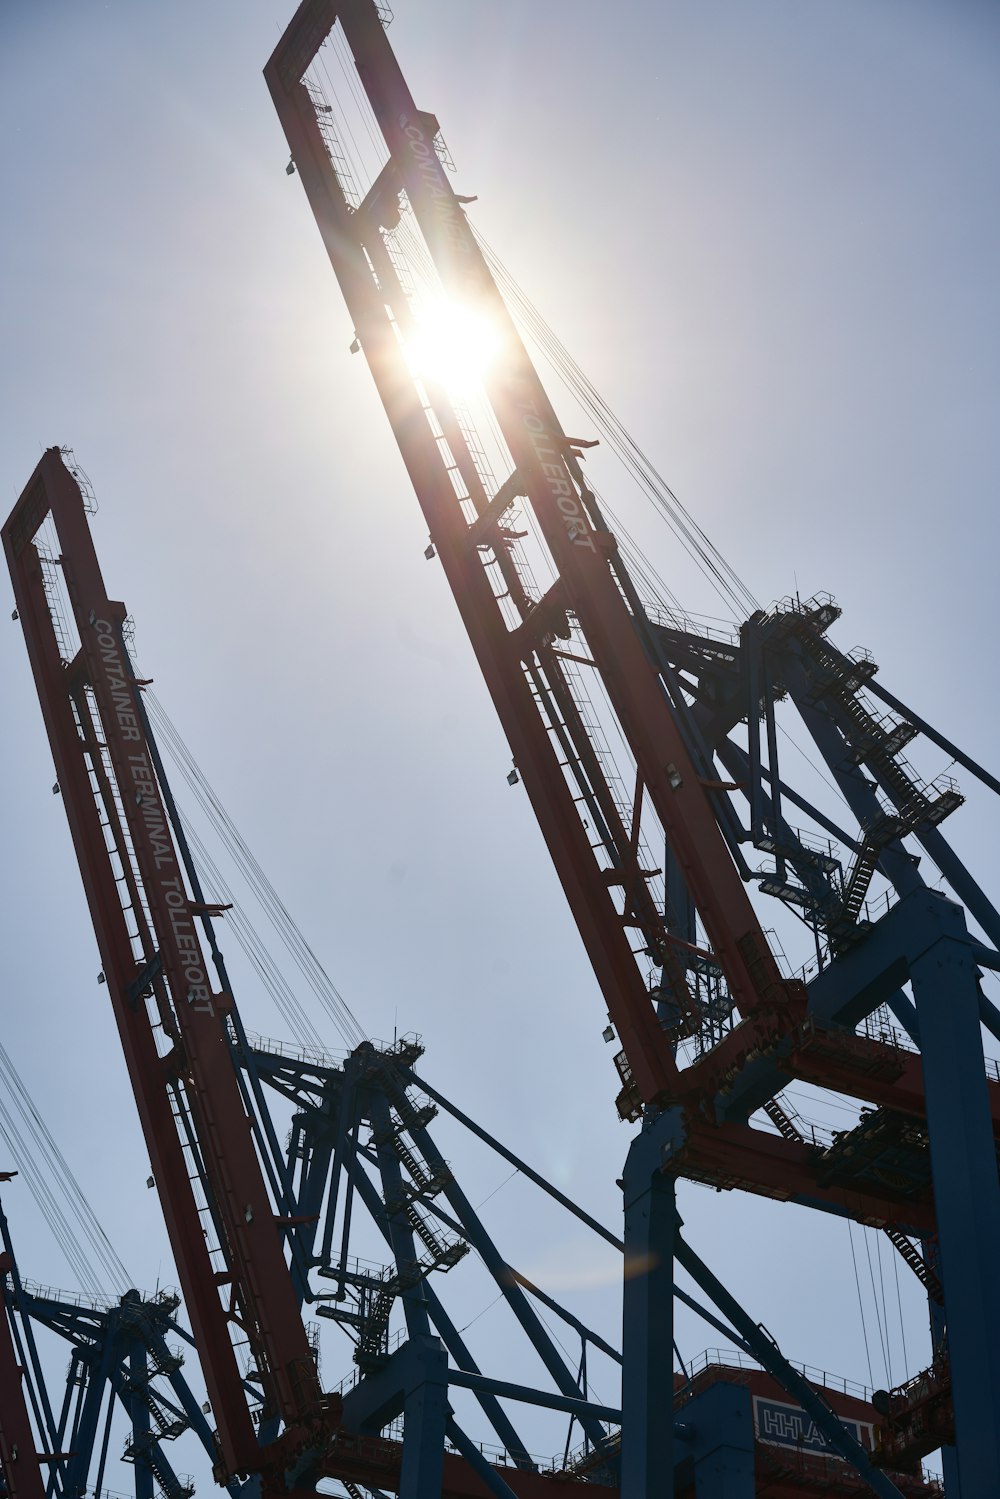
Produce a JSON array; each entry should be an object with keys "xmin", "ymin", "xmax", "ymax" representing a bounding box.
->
[{"xmin": 753, "ymin": 1396, "xmax": 875, "ymax": 1457}]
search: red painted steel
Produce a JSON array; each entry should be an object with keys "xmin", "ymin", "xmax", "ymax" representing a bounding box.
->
[
  {"xmin": 675, "ymin": 1122, "xmax": 936, "ymax": 1235},
  {"xmin": 338, "ymin": 0, "xmax": 791, "ymax": 1013},
  {"xmin": 265, "ymin": 0, "xmax": 807, "ymax": 1117},
  {"xmin": 264, "ymin": 2, "xmax": 1000, "ymax": 1155},
  {"xmin": 6, "ymin": 449, "xmax": 622, "ymax": 1497},
  {"xmin": 0, "ymin": 1254, "xmax": 46, "ymax": 1499},
  {"xmin": 3, "ymin": 452, "xmax": 319, "ymax": 1477}
]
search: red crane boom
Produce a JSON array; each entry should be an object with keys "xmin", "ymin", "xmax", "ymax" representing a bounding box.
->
[
  {"xmin": 265, "ymin": 0, "xmax": 803, "ymax": 1114},
  {"xmin": 3, "ymin": 452, "xmax": 322, "ymax": 1482}
]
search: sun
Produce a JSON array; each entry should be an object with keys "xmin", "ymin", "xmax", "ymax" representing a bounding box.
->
[{"xmin": 405, "ymin": 297, "xmax": 501, "ymax": 396}]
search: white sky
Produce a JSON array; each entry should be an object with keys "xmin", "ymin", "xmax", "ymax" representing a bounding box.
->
[{"xmin": 1, "ymin": 0, "xmax": 999, "ymax": 1482}]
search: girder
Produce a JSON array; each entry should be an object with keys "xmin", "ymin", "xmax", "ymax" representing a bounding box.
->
[
  {"xmin": 4, "ymin": 0, "xmax": 995, "ymax": 1490},
  {"xmin": 262, "ymin": 1, "xmax": 1000, "ymax": 1488}
]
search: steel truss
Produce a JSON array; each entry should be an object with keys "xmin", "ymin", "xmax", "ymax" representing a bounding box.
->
[
  {"xmin": 2, "ymin": 452, "xmax": 950, "ymax": 1497},
  {"xmin": 1, "ymin": 1197, "xmax": 235, "ymax": 1499},
  {"xmin": 263, "ymin": 1, "xmax": 1000, "ymax": 1492}
]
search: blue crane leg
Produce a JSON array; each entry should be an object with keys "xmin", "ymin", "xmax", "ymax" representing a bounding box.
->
[
  {"xmin": 621, "ymin": 1128, "xmax": 675, "ymax": 1498},
  {"xmin": 398, "ymin": 1339, "xmax": 448, "ymax": 1499},
  {"xmin": 909, "ymin": 896, "xmax": 1000, "ymax": 1493},
  {"xmin": 684, "ymin": 1382, "xmax": 755, "ymax": 1498}
]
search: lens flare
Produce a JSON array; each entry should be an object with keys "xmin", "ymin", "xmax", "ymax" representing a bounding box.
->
[{"xmin": 406, "ymin": 298, "xmax": 500, "ymax": 394}]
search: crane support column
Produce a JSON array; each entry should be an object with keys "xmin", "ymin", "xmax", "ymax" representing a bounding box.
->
[
  {"xmin": 908, "ymin": 894, "xmax": 1000, "ymax": 1493},
  {"xmin": 621, "ymin": 1129, "xmax": 674, "ymax": 1498},
  {"xmin": 684, "ymin": 1382, "xmax": 755, "ymax": 1498},
  {"xmin": 341, "ymin": 1335, "xmax": 449, "ymax": 1498}
]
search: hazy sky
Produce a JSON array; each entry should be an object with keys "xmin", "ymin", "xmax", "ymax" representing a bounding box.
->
[{"xmin": 1, "ymin": 0, "xmax": 999, "ymax": 1480}]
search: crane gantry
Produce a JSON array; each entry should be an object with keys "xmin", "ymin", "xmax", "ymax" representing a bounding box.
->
[
  {"xmin": 265, "ymin": 0, "xmax": 1000, "ymax": 1493},
  {"xmin": 3, "ymin": 2, "xmax": 999, "ymax": 1498}
]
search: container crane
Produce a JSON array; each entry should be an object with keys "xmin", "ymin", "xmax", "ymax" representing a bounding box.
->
[
  {"xmin": 265, "ymin": 1, "xmax": 1000, "ymax": 1493},
  {"xmin": 4, "ymin": 454, "xmax": 636, "ymax": 1498},
  {"xmin": 6, "ymin": 451, "xmax": 943, "ymax": 1499},
  {"xmin": 3, "ymin": 3, "xmax": 994, "ymax": 1496},
  {"xmin": 2, "ymin": 449, "xmax": 622, "ymax": 1497},
  {"xmin": 1, "ymin": 1188, "xmax": 234, "ymax": 1499}
]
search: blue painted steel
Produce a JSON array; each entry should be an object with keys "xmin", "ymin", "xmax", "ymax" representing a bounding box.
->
[
  {"xmin": 620, "ymin": 1127, "xmax": 675, "ymax": 1499},
  {"xmin": 404, "ymin": 1068, "xmax": 624, "ymax": 1250},
  {"xmin": 761, "ymin": 656, "xmax": 785, "ymax": 877},
  {"xmin": 716, "ymin": 735, "xmax": 840, "ymax": 916},
  {"xmin": 783, "ymin": 670, "xmax": 924, "ymax": 901},
  {"xmin": 344, "ymin": 1336, "xmax": 449, "ymax": 1499},
  {"xmin": 368, "ymin": 1093, "xmax": 433, "ymax": 1341},
  {"xmin": 866, "ymin": 678, "xmax": 1000, "ymax": 799},
  {"xmin": 502, "ymin": 1266, "xmax": 622, "ymax": 1365},
  {"xmin": 3, "ymin": 1262, "xmax": 241, "ymax": 1499},
  {"xmin": 730, "ymin": 626, "xmax": 1000, "ymax": 1486},
  {"xmin": 342, "ymin": 1337, "xmax": 419, "ymax": 1432},
  {"xmin": 744, "ymin": 618, "xmax": 765, "ymax": 845},
  {"xmin": 718, "ymin": 890, "xmax": 934, "ymax": 1128},
  {"xmin": 92, "ymin": 1369, "xmax": 118, "ymax": 1499},
  {"xmin": 398, "ymin": 1337, "xmax": 449, "ymax": 1499},
  {"xmin": 406, "ymin": 1115, "xmax": 611, "ymax": 1451},
  {"xmin": 64, "ymin": 1328, "xmax": 117, "ymax": 1499},
  {"xmin": 652, "ymin": 650, "xmax": 753, "ymax": 878},
  {"xmin": 342, "ymin": 1152, "xmax": 535, "ymax": 1466},
  {"xmin": 908, "ymin": 895, "xmax": 1000, "ymax": 1493},
  {"xmin": 320, "ymin": 1060, "xmax": 358, "ymax": 1269},
  {"xmin": 398, "ymin": 1175, "xmax": 622, "ymax": 1365},
  {"xmin": 915, "ymin": 822, "xmax": 1000, "ymax": 954},
  {"xmin": 0, "ymin": 1211, "xmax": 60, "ymax": 1468},
  {"xmin": 126, "ymin": 1341, "xmax": 155, "ymax": 1499},
  {"xmin": 446, "ymin": 1368, "xmax": 620, "ymax": 1425},
  {"xmin": 418, "ymin": 1280, "xmax": 535, "ymax": 1469},
  {"xmin": 718, "ymin": 735, "xmax": 863, "ymax": 852},
  {"xmin": 978, "ymin": 989, "xmax": 1000, "ymax": 1046},
  {"xmin": 265, "ymin": 1039, "xmax": 639, "ymax": 1471},
  {"xmin": 445, "ymin": 1420, "xmax": 519, "ymax": 1499},
  {"xmin": 679, "ymin": 1381, "xmax": 755, "ymax": 1498}
]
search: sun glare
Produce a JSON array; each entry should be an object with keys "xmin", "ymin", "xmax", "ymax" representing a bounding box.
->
[{"xmin": 406, "ymin": 298, "xmax": 501, "ymax": 395}]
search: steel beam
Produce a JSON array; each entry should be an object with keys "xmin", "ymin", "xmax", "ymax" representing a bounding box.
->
[
  {"xmin": 0, "ymin": 1253, "xmax": 45, "ymax": 1499},
  {"xmin": 908, "ymin": 895, "xmax": 1000, "ymax": 1492},
  {"xmin": 620, "ymin": 1129, "xmax": 674, "ymax": 1498}
]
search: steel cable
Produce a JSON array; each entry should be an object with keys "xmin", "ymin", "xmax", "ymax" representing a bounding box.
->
[
  {"xmin": 0, "ymin": 1039, "xmax": 132, "ymax": 1293},
  {"xmin": 142, "ymin": 691, "xmax": 366, "ymax": 1050},
  {"xmin": 472, "ymin": 230, "xmax": 759, "ymax": 620}
]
